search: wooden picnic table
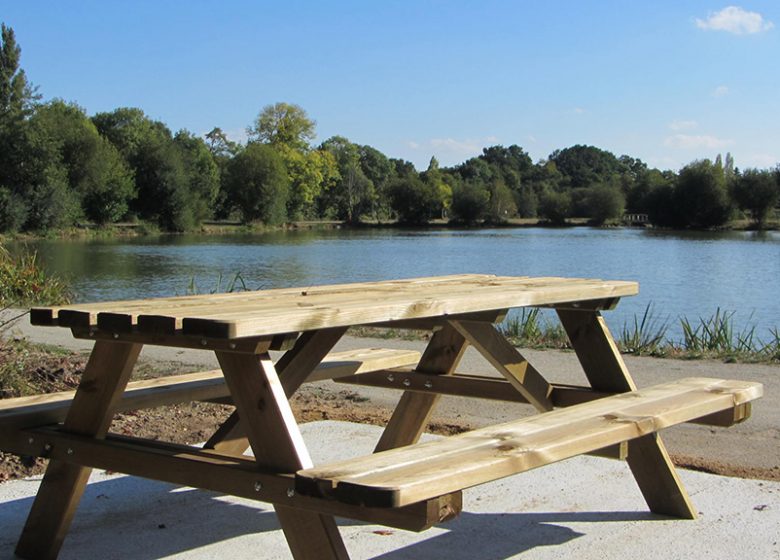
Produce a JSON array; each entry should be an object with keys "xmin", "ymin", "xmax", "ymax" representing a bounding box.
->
[{"xmin": 0, "ymin": 274, "xmax": 763, "ymax": 559}]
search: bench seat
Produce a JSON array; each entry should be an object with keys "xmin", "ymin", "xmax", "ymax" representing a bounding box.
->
[
  {"xmin": 296, "ymin": 377, "xmax": 762, "ymax": 508},
  {"xmin": 0, "ymin": 347, "xmax": 421, "ymax": 429}
]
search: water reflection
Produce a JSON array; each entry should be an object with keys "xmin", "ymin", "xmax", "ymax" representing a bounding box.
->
[{"xmin": 10, "ymin": 227, "xmax": 779, "ymax": 339}]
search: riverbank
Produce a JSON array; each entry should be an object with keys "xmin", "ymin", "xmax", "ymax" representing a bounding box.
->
[
  {"xmin": 2, "ymin": 215, "xmax": 778, "ymax": 243},
  {"xmin": 2, "ymin": 309, "xmax": 778, "ymax": 483}
]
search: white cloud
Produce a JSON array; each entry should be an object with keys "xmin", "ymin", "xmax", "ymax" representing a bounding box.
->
[
  {"xmin": 526, "ymin": 134, "xmax": 538, "ymax": 143},
  {"xmin": 669, "ymin": 119, "xmax": 698, "ymax": 131},
  {"xmin": 712, "ymin": 85, "xmax": 729, "ymax": 97},
  {"xmin": 664, "ymin": 134, "xmax": 734, "ymax": 149},
  {"xmin": 743, "ymin": 153, "xmax": 779, "ymax": 167},
  {"xmin": 696, "ymin": 6, "xmax": 774, "ymax": 35},
  {"xmin": 405, "ymin": 135, "xmax": 502, "ymax": 165},
  {"xmin": 572, "ymin": 107, "xmax": 586, "ymax": 115}
]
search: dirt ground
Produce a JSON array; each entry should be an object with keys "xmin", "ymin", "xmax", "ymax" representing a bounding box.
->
[{"xmin": 1, "ymin": 339, "xmax": 777, "ymax": 484}]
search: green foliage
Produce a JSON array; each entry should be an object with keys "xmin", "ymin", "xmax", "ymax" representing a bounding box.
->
[
  {"xmin": 450, "ymin": 181, "xmax": 489, "ymax": 224},
  {"xmin": 584, "ymin": 183, "xmax": 625, "ymax": 225},
  {"xmin": 248, "ymin": 102, "xmax": 315, "ymax": 151},
  {"xmin": 549, "ymin": 145, "xmax": 622, "ymax": 190},
  {"xmin": 0, "ymin": 187, "xmax": 26, "ymax": 232},
  {"xmin": 225, "ymin": 142, "xmax": 289, "ymax": 224},
  {"xmin": 174, "ymin": 130, "xmax": 220, "ymax": 224},
  {"xmin": 618, "ymin": 304, "xmax": 670, "ymax": 355},
  {"xmin": 674, "ymin": 159, "xmax": 732, "ymax": 228},
  {"xmin": 0, "ymin": 245, "xmax": 70, "ymax": 306},
  {"xmin": 32, "ymin": 100, "xmax": 135, "ymax": 224},
  {"xmin": 730, "ymin": 168, "xmax": 778, "ymax": 229},
  {"xmin": 538, "ymin": 189, "xmax": 571, "ymax": 225},
  {"xmin": 320, "ymin": 136, "xmax": 376, "ymax": 223},
  {"xmin": 387, "ymin": 171, "xmax": 439, "ymax": 224}
]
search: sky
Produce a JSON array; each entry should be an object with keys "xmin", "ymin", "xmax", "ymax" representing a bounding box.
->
[{"xmin": 2, "ymin": 1, "xmax": 779, "ymax": 171}]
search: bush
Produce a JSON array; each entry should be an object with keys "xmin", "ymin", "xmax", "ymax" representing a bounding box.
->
[{"xmin": 0, "ymin": 245, "xmax": 70, "ymax": 306}]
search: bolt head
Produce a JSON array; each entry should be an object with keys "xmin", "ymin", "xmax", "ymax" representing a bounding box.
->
[
  {"xmin": 286, "ymin": 488, "xmax": 295, "ymax": 498},
  {"xmin": 254, "ymin": 482, "xmax": 263, "ymax": 492}
]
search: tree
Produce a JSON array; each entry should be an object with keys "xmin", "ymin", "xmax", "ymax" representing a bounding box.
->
[
  {"xmin": 0, "ymin": 24, "xmax": 38, "ymax": 126},
  {"xmin": 538, "ymin": 189, "xmax": 571, "ymax": 225},
  {"xmin": 450, "ymin": 181, "xmax": 489, "ymax": 224},
  {"xmin": 485, "ymin": 179, "xmax": 517, "ymax": 223},
  {"xmin": 248, "ymin": 102, "xmax": 315, "ymax": 150},
  {"xmin": 174, "ymin": 130, "xmax": 220, "ymax": 224},
  {"xmin": 422, "ymin": 157, "xmax": 451, "ymax": 219},
  {"xmin": 584, "ymin": 183, "xmax": 625, "ymax": 225},
  {"xmin": 224, "ymin": 143, "xmax": 289, "ymax": 224},
  {"xmin": 549, "ymin": 145, "xmax": 622, "ymax": 190},
  {"xmin": 675, "ymin": 159, "xmax": 732, "ymax": 228},
  {"xmin": 321, "ymin": 136, "xmax": 375, "ymax": 223},
  {"xmin": 33, "ymin": 100, "xmax": 135, "ymax": 224},
  {"xmin": 358, "ymin": 145, "xmax": 395, "ymax": 220},
  {"xmin": 731, "ymin": 168, "xmax": 778, "ymax": 229},
  {"xmin": 204, "ymin": 127, "xmax": 239, "ymax": 158},
  {"xmin": 386, "ymin": 171, "xmax": 439, "ymax": 224}
]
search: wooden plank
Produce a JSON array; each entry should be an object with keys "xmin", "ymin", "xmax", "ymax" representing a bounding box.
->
[
  {"xmin": 33, "ymin": 274, "xmax": 497, "ymax": 329},
  {"xmin": 450, "ymin": 320, "xmax": 554, "ymax": 412},
  {"xmin": 206, "ymin": 327, "xmax": 348, "ymax": 456},
  {"xmin": 33, "ymin": 276, "xmax": 638, "ymax": 338},
  {"xmin": 557, "ymin": 309, "xmax": 697, "ymax": 519},
  {"xmin": 374, "ymin": 323, "xmax": 470, "ymax": 452},
  {"xmin": 71, "ymin": 328, "xmax": 275, "ymax": 353},
  {"xmin": 334, "ymin": 370, "xmax": 608, "ymax": 405},
  {"xmin": 0, "ymin": 429, "xmax": 460, "ymax": 533},
  {"xmin": 216, "ymin": 351, "xmax": 349, "ymax": 559},
  {"xmin": 296, "ymin": 377, "xmax": 763, "ymax": 508},
  {"xmin": 14, "ymin": 341, "xmax": 142, "ymax": 560},
  {"xmin": 181, "ymin": 279, "xmax": 639, "ymax": 339},
  {"xmin": 0, "ymin": 348, "xmax": 422, "ymax": 431}
]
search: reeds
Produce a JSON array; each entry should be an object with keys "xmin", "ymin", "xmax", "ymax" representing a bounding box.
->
[{"xmin": 0, "ymin": 245, "xmax": 70, "ymax": 306}]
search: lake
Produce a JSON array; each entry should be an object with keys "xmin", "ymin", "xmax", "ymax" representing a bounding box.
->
[{"xmin": 10, "ymin": 227, "xmax": 780, "ymax": 341}]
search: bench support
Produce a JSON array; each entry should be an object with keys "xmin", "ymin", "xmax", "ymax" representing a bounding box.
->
[
  {"xmin": 15, "ymin": 341, "xmax": 142, "ymax": 560},
  {"xmin": 557, "ymin": 309, "xmax": 697, "ymax": 519}
]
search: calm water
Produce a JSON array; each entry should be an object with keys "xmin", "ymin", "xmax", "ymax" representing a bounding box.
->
[{"xmin": 11, "ymin": 227, "xmax": 780, "ymax": 340}]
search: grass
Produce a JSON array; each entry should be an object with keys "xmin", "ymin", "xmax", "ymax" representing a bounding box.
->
[
  {"xmin": 0, "ymin": 245, "xmax": 70, "ymax": 307},
  {"xmin": 353, "ymin": 303, "xmax": 779, "ymax": 364},
  {"xmin": 1, "ymin": 244, "xmax": 73, "ymax": 397}
]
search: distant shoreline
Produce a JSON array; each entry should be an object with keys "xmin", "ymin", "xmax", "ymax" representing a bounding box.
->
[{"xmin": 2, "ymin": 217, "xmax": 777, "ymax": 243}]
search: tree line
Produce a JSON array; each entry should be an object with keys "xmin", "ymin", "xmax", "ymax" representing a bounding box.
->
[{"xmin": 1, "ymin": 24, "xmax": 779, "ymax": 234}]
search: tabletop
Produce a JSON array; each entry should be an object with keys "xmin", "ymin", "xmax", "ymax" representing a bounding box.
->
[{"xmin": 30, "ymin": 274, "xmax": 638, "ymax": 339}]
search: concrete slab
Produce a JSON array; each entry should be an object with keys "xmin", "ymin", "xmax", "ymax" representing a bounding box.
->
[{"xmin": 1, "ymin": 421, "xmax": 778, "ymax": 559}]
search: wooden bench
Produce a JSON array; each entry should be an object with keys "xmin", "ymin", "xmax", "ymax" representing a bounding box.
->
[
  {"xmin": 296, "ymin": 377, "xmax": 762, "ymax": 508},
  {"xmin": 0, "ymin": 347, "xmax": 421, "ymax": 429}
]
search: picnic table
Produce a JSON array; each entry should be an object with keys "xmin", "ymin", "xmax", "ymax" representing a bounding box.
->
[{"xmin": 0, "ymin": 274, "xmax": 763, "ymax": 559}]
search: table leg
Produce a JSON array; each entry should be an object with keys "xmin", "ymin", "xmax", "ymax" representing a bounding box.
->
[
  {"xmin": 15, "ymin": 341, "xmax": 142, "ymax": 560},
  {"xmin": 216, "ymin": 351, "xmax": 349, "ymax": 560},
  {"xmin": 557, "ymin": 309, "xmax": 696, "ymax": 519},
  {"xmin": 375, "ymin": 324, "xmax": 469, "ymax": 452},
  {"xmin": 449, "ymin": 320, "xmax": 554, "ymax": 412},
  {"xmin": 205, "ymin": 328, "xmax": 347, "ymax": 455}
]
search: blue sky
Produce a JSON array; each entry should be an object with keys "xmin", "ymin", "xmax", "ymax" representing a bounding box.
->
[{"xmin": 3, "ymin": 1, "xmax": 779, "ymax": 170}]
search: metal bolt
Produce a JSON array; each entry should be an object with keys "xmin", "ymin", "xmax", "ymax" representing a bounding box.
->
[
  {"xmin": 286, "ymin": 488, "xmax": 295, "ymax": 498},
  {"xmin": 112, "ymin": 333, "xmax": 119, "ymax": 339},
  {"xmin": 424, "ymin": 380, "xmax": 433, "ymax": 389},
  {"xmin": 66, "ymin": 448, "xmax": 74, "ymax": 455},
  {"xmin": 27, "ymin": 437, "xmax": 34, "ymax": 444},
  {"xmin": 229, "ymin": 343, "xmax": 237, "ymax": 349},
  {"xmin": 387, "ymin": 373, "xmax": 395, "ymax": 382},
  {"xmin": 254, "ymin": 482, "xmax": 263, "ymax": 492},
  {"xmin": 89, "ymin": 329, "xmax": 96, "ymax": 337},
  {"xmin": 44, "ymin": 443, "xmax": 52, "ymax": 451},
  {"xmin": 201, "ymin": 339, "xmax": 208, "ymax": 346},
  {"xmin": 402, "ymin": 378, "xmax": 411, "ymax": 387}
]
